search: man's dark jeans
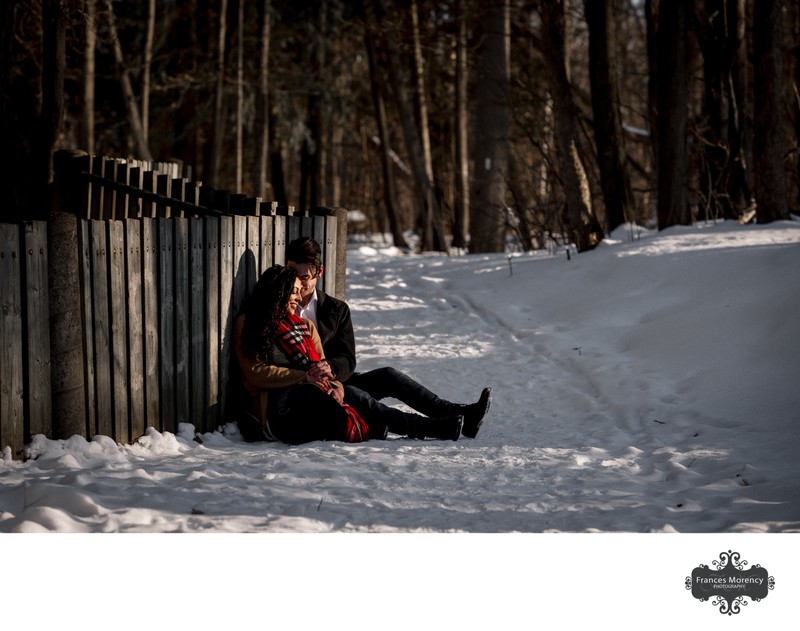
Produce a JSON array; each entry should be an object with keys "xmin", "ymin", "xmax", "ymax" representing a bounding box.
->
[{"xmin": 343, "ymin": 367, "xmax": 452, "ymax": 433}]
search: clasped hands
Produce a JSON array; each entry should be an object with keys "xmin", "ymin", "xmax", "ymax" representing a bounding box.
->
[{"xmin": 306, "ymin": 360, "xmax": 344, "ymax": 404}]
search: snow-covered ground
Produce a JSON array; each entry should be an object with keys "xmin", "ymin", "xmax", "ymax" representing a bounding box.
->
[{"xmin": 2, "ymin": 219, "xmax": 798, "ymax": 627}]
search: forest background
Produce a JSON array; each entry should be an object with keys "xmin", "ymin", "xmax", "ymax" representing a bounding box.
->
[{"xmin": 1, "ymin": 0, "xmax": 798, "ymax": 254}]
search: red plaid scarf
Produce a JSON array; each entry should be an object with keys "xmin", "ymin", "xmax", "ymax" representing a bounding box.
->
[
  {"xmin": 276, "ymin": 312, "xmax": 320, "ymax": 368},
  {"xmin": 276, "ymin": 313, "xmax": 369, "ymax": 442}
]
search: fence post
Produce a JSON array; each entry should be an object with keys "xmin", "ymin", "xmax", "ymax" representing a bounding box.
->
[
  {"xmin": 49, "ymin": 152, "xmax": 90, "ymax": 441},
  {"xmin": 47, "ymin": 211, "xmax": 87, "ymax": 440},
  {"xmin": 311, "ymin": 207, "xmax": 347, "ymax": 301}
]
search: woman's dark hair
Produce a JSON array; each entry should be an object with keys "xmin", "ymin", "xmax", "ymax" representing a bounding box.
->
[{"xmin": 240, "ymin": 265, "xmax": 297, "ymax": 363}]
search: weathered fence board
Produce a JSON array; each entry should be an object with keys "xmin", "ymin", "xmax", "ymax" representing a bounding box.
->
[
  {"xmin": 78, "ymin": 220, "xmax": 96, "ymax": 437},
  {"xmin": 90, "ymin": 220, "xmax": 113, "ymax": 438},
  {"xmin": 159, "ymin": 218, "xmax": 175, "ymax": 433},
  {"xmin": 287, "ymin": 211, "xmax": 301, "ymax": 245},
  {"xmin": 115, "ymin": 161, "xmax": 130, "ymax": 218},
  {"xmin": 174, "ymin": 217, "xmax": 191, "ymax": 427},
  {"xmin": 172, "ymin": 179, "xmax": 185, "ymax": 217},
  {"xmin": 247, "ymin": 215, "xmax": 261, "ymax": 294},
  {"xmin": 233, "ymin": 216, "xmax": 249, "ymax": 316},
  {"xmin": 259, "ymin": 214, "xmax": 274, "ymax": 277},
  {"xmin": 126, "ymin": 219, "xmax": 145, "ymax": 440},
  {"xmin": 273, "ymin": 215, "xmax": 287, "ymax": 274},
  {"xmin": 231, "ymin": 217, "xmax": 250, "ymax": 426},
  {"xmin": 128, "ymin": 165, "xmax": 143, "ymax": 218},
  {"xmin": 142, "ymin": 170, "xmax": 157, "ymax": 218},
  {"xmin": 108, "ymin": 220, "xmax": 129, "ymax": 440},
  {"xmin": 92, "ymin": 157, "xmax": 106, "ymax": 218},
  {"xmin": 205, "ymin": 216, "xmax": 220, "ymax": 429},
  {"xmin": 0, "ymin": 224, "xmax": 24, "ymax": 457},
  {"xmin": 218, "ymin": 216, "xmax": 234, "ymax": 429},
  {"xmin": 157, "ymin": 174, "xmax": 172, "ymax": 218},
  {"xmin": 189, "ymin": 218, "xmax": 205, "ymax": 430},
  {"xmin": 102, "ymin": 158, "xmax": 116, "ymax": 219},
  {"xmin": 323, "ymin": 215, "xmax": 338, "ymax": 297},
  {"xmin": 142, "ymin": 218, "xmax": 160, "ymax": 431},
  {"xmin": 23, "ymin": 222, "xmax": 52, "ymax": 439}
]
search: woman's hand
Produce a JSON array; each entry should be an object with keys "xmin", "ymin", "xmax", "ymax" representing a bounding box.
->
[
  {"xmin": 328, "ymin": 383, "xmax": 344, "ymax": 404},
  {"xmin": 308, "ymin": 360, "xmax": 334, "ymax": 381},
  {"xmin": 306, "ymin": 369, "xmax": 329, "ymax": 389}
]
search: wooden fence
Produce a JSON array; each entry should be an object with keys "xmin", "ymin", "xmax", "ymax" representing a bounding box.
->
[{"xmin": 0, "ymin": 152, "xmax": 347, "ymax": 459}]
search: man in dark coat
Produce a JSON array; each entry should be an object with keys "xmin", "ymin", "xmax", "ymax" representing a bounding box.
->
[
  {"xmin": 302, "ymin": 279, "xmax": 356, "ymax": 383},
  {"xmin": 286, "ymin": 237, "xmax": 491, "ymax": 439}
]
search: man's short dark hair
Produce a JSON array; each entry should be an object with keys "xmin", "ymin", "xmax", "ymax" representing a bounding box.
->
[{"xmin": 286, "ymin": 237, "xmax": 322, "ymax": 273}]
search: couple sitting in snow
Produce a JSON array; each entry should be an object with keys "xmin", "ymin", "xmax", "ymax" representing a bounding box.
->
[{"xmin": 233, "ymin": 236, "xmax": 492, "ymax": 445}]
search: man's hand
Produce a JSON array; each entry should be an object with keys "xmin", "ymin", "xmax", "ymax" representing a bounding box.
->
[{"xmin": 308, "ymin": 360, "xmax": 334, "ymax": 381}]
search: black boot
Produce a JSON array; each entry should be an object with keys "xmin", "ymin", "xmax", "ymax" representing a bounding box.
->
[
  {"xmin": 408, "ymin": 415, "xmax": 463, "ymax": 441},
  {"xmin": 459, "ymin": 387, "xmax": 493, "ymax": 438},
  {"xmin": 368, "ymin": 421, "xmax": 389, "ymax": 440}
]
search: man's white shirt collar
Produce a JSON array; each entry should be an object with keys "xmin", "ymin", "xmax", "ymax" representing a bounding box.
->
[{"xmin": 298, "ymin": 288, "xmax": 319, "ymax": 328}]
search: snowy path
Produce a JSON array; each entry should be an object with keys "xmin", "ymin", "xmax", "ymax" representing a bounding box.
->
[
  {"xmin": 342, "ymin": 230, "xmax": 800, "ymax": 533},
  {"xmin": 1, "ymin": 221, "xmax": 799, "ymax": 532}
]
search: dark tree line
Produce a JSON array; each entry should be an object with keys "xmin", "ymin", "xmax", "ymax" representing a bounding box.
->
[{"xmin": 1, "ymin": 0, "xmax": 797, "ymax": 252}]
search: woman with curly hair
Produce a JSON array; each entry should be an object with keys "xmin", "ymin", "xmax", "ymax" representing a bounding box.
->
[{"xmin": 233, "ymin": 265, "xmax": 373, "ymax": 444}]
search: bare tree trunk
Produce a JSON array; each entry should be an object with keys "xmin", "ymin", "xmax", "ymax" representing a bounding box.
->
[
  {"xmin": 793, "ymin": 0, "xmax": 800, "ymax": 212},
  {"xmin": 254, "ymin": 0, "xmax": 271, "ymax": 198},
  {"xmin": 103, "ymin": 0, "xmax": 152, "ymax": 160},
  {"xmin": 363, "ymin": 0, "xmax": 407, "ymax": 248},
  {"xmin": 411, "ymin": 0, "xmax": 440, "ymax": 250},
  {"xmin": 301, "ymin": 2, "xmax": 326, "ymax": 211},
  {"xmin": 313, "ymin": 4, "xmax": 326, "ymax": 209},
  {"xmin": 694, "ymin": 0, "xmax": 751, "ymax": 220},
  {"xmin": 540, "ymin": 0, "xmax": 602, "ymax": 252},
  {"xmin": 210, "ymin": 0, "xmax": 228, "ymax": 187},
  {"xmin": 539, "ymin": 96, "xmax": 553, "ymax": 216},
  {"xmin": 41, "ymin": 0, "xmax": 68, "ymax": 209},
  {"xmin": 269, "ymin": 107, "xmax": 287, "ymax": 206},
  {"xmin": 83, "ymin": 0, "xmax": 96, "ymax": 153},
  {"xmin": 585, "ymin": 0, "xmax": 634, "ymax": 233},
  {"xmin": 235, "ymin": 0, "xmax": 243, "ymax": 191},
  {"xmin": 646, "ymin": 0, "xmax": 659, "ymax": 179},
  {"xmin": 326, "ymin": 117, "xmax": 342, "ymax": 208},
  {"xmin": 753, "ymin": 0, "xmax": 790, "ymax": 222},
  {"xmin": 697, "ymin": 0, "xmax": 727, "ymax": 220},
  {"xmin": 726, "ymin": 0, "xmax": 752, "ymax": 215},
  {"xmin": 452, "ymin": 0, "xmax": 469, "ymax": 249},
  {"xmin": 508, "ymin": 150, "xmax": 543, "ymax": 250},
  {"xmin": 375, "ymin": 0, "xmax": 446, "ymax": 252},
  {"xmin": 321, "ymin": 3, "xmax": 340, "ymax": 209},
  {"xmin": 142, "ymin": 0, "xmax": 155, "ymax": 143},
  {"xmin": 656, "ymin": 0, "xmax": 690, "ymax": 229},
  {"xmin": 469, "ymin": 0, "xmax": 510, "ymax": 253}
]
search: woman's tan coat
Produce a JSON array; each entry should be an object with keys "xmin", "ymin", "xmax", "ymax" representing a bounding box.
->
[{"xmin": 232, "ymin": 314, "xmax": 343, "ymax": 427}]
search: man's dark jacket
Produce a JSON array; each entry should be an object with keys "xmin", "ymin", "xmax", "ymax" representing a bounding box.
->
[{"xmin": 313, "ymin": 289, "xmax": 357, "ymax": 382}]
